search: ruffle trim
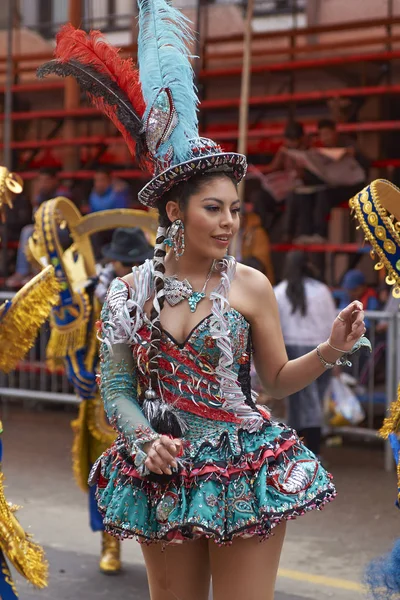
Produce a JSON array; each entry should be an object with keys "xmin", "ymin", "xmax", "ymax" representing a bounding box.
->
[
  {"xmin": 97, "ymin": 487, "xmax": 336, "ymax": 546},
  {"xmin": 100, "ymin": 435, "xmax": 297, "ymax": 483},
  {"xmin": 95, "ymin": 419, "xmax": 298, "ymax": 484}
]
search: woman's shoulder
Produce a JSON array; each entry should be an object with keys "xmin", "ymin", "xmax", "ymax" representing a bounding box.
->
[
  {"xmin": 122, "ymin": 272, "xmax": 135, "ymax": 290},
  {"xmin": 234, "ymin": 261, "xmax": 274, "ymax": 302}
]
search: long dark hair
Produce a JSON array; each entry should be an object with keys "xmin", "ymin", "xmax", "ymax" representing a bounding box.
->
[{"xmin": 284, "ymin": 251, "xmax": 317, "ymax": 317}]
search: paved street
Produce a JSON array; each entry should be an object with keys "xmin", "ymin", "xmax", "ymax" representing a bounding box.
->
[
  {"xmin": 3, "ymin": 404, "xmax": 398, "ymax": 599},
  {"xmin": 17, "ymin": 545, "xmax": 311, "ymax": 600}
]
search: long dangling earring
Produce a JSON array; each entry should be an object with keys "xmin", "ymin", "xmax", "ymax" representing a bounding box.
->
[{"xmin": 165, "ymin": 219, "xmax": 185, "ymax": 260}]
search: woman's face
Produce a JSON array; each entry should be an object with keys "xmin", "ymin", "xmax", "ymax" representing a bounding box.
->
[{"xmin": 167, "ymin": 176, "xmax": 241, "ymax": 260}]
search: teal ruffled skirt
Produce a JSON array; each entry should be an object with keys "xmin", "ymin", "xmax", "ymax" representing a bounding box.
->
[{"xmin": 93, "ymin": 410, "xmax": 336, "ymax": 545}]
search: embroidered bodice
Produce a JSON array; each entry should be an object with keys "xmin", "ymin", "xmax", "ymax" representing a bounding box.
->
[
  {"xmin": 98, "ymin": 258, "xmax": 265, "ymax": 455},
  {"xmin": 134, "ymin": 309, "xmax": 255, "ymax": 423}
]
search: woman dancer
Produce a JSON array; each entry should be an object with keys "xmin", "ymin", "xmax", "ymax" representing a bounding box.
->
[{"xmin": 38, "ymin": 4, "xmax": 366, "ymax": 598}]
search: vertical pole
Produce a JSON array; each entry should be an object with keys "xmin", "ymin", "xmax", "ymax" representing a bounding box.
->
[
  {"xmin": 231, "ymin": 0, "xmax": 254, "ymax": 259},
  {"xmin": 288, "ymin": 0, "xmax": 298, "ymax": 121},
  {"xmin": 237, "ymin": 0, "xmax": 254, "ymax": 159},
  {"xmin": 63, "ymin": 0, "xmax": 83, "ymax": 172},
  {"xmin": 2, "ymin": 0, "xmax": 14, "ymax": 279}
]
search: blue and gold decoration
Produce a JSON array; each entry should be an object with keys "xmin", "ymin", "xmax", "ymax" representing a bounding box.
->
[
  {"xmin": 350, "ymin": 179, "xmax": 400, "ymax": 598},
  {"xmin": 349, "ymin": 179, "xmax": 400, "ymax": 297},
  {"xmin": 350, "ymin": 180, "xmax": 400, "ymax": 446}
]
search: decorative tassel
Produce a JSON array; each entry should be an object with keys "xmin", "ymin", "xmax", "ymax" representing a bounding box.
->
[
  {"xmin": 46, "ymin": 319, "xmax": 88, "ymax": 362},
  {"xmin": 0, "ymin": 266, "xmax": 60, "ymax": 373},
  {"xmin": 142, "ymin": 390, "xmax": 187, "ymax": 437},
  {"xmin": 0, "ymin": 471, "xmax": 48, "ymax": 588},
  {"xmin": 46, "ymin": 290, "xmax": 91, "ymax": 367}
]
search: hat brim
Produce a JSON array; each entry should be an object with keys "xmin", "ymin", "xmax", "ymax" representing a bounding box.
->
[
  {"xmin": 350, "ymin": 179, "xmax": 400, "ymax": 293},
  {"xmin": 102, "ymin": 245, "xmax": 154, "ymax": 264},
  {"xmin": 138, "ymin": 152, "xmax": 247, "ymax": 207}
]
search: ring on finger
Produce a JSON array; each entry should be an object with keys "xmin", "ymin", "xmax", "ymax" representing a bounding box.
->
[{"xmin": 337, "ymin": 313, "xmax": 345, "ymax": 323}]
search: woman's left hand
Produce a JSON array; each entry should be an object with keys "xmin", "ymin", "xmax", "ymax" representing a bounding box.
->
[{"xmin": 329, "ymin": 301, "xmax": 366, "ymax": 353}]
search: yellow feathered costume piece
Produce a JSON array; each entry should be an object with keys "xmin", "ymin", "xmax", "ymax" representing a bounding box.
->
[
  {"xmin": 0, "ymin": 265, "xmax": 60, "ymax": 373},
  {"xmin": 0, "ymin": 455, "xmax": 48, "ymax": 588},
  {"xmin": 0, "ymin": 166, "xmax": 50, "ymax": 591}
]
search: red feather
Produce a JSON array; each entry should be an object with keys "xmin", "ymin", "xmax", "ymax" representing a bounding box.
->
[{"xmin": 55, "ymin": 24, "xmax": 146, "ymax": 118}]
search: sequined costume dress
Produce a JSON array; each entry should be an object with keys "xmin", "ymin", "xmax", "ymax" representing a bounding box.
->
[{"xmin": 91, "ymin": 257, "xmax": 336, "ymax": 545}]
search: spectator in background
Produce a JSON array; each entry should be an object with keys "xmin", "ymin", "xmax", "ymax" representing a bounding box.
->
[
  {"xmin": 89, "ymin": 167, "xmax": 130, "ymax": 213},
  {"xmin": 309, "ymin": 119, "xmax": 369, "ymax": 241},
  {"xmin": 247, "ymin": 121, "xmax": 309, "ymax": 241},
  {"xmin": 338, "ymin": 269, "xmax": 378, "ymax": 331},
  {"xmin": 241, "ymin": 196, "xmax": 275, "ymax": 284},
  {"xmin": 88, "ymin": 167, "xmax": 132, "ymax": 259},
  {"xmin": 94, "ymin": 227, "xmax": 154, "ymax": 304},
  {"xmin": 284, "ymin": 119, "xmax": 368, "ymax": 243},
  {"xmin": 264, "ymin": 121, "xmax": 308, "ymax": 174},
  {"xmin": 6, "ymin": 168, "xmax": 72, "ymax": 288},
  {"xmin": 274, "ymin": 251, "xmax": 337, "ymax": 456}
]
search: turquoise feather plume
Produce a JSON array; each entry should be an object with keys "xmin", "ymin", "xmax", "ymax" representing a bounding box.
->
[{"xmin": 137, "ymin": 0, "xmax": 199, "ymax": 164}]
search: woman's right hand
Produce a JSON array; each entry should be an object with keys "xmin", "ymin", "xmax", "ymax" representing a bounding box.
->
[{"xmin": 143, "ymin": 435, "xmax": 182, "ymax": 476}]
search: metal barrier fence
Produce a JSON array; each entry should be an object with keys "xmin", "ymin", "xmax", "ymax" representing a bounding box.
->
[
  {"xmin": 0, "ymin": 289, "xmax": 398, "ymax": 469},
  {"xmin": 328, "ymin": 310, "xmax": 399, "ymax": 472}
]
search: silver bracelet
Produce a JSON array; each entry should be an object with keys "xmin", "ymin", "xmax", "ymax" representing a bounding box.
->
[
  {"xmin": 316, "ymin": 344, "xmax": 335, "ymax": 369},
  {"xmin": 327, "ymin": 340, "xmax": 347, "ymax": 355}
]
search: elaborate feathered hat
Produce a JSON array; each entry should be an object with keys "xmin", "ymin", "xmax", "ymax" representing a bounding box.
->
[
  {"xmin": 37, "ymin": 0, "xmax": 247, "ymax": 207},
  {"xmin": 349, "ymin": 179, "xmax": 400, "ymax": 297}
]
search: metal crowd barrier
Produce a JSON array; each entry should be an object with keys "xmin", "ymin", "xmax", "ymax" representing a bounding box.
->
[
  {"xmin": 0, "ymin": 290, "xmax": 399, "ymax": 469},
  {"xmin": 327, "ymin": 310, "xmax": 399, "ymax": 472}
]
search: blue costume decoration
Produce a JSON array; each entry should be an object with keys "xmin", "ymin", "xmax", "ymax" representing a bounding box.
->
[{"xmin": 350, "ymin": 180, "xmax": 400, "ymax": 598}]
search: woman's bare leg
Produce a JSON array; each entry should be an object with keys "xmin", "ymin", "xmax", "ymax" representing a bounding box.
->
[
  {"xmin": 141, "ymin": 537, "xmax": 211, "ymax": 600},
  {"xmin": 209, "ymin": 523, "xmax": 286, "ymax": 600}
]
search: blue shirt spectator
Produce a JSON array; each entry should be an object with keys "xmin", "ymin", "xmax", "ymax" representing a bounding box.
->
[
  {"xmin": 336, "ymin": 269, "xmax": 379, "ymax": 330},
  {"xmin": 89, "ymin": 168, "xmax": 130, "ymax": 213}
]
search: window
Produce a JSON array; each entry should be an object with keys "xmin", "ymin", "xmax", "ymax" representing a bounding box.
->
[{"xmin": 20, "ymin": 0, "xmax": 133, "ymax": 39}]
